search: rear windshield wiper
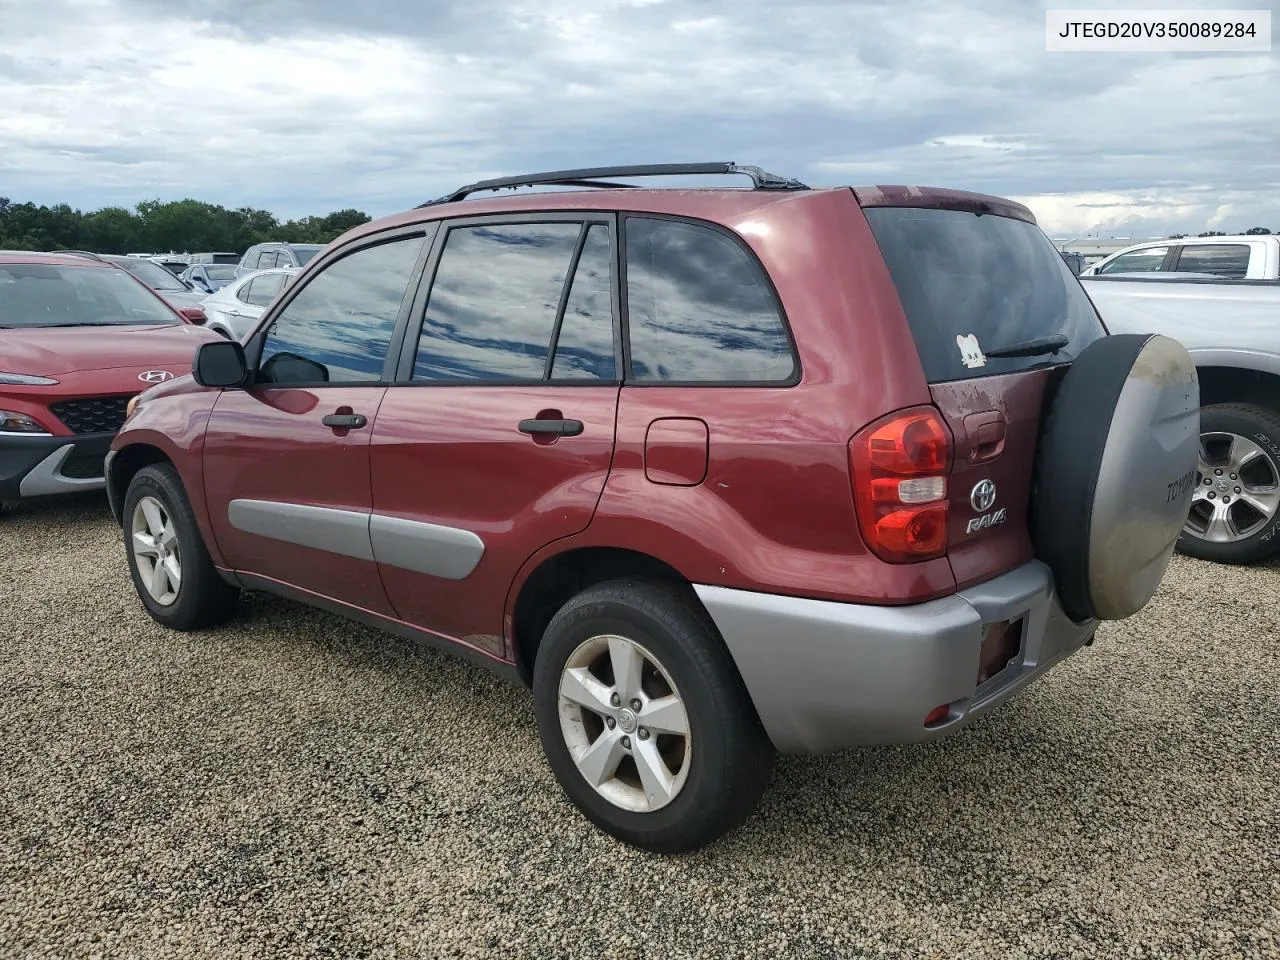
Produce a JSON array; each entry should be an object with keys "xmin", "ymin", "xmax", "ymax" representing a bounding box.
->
[{"xmin": 984, "ymin": 334, "xmax": 1069, "ymax": 358}]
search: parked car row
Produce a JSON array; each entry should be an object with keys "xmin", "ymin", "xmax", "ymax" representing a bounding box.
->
[{"xmin": 51, "ymin": 249, "xmax": 308, "ymax": 341}]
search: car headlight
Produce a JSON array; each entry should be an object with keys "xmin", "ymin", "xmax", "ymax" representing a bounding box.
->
[
  {"xmin": 0, "ymin": 372, "xmax": 59, "ymax": 386},
  {"xmin": 0, "ymin": 410, "xmax": 50, "ymax": 433}
]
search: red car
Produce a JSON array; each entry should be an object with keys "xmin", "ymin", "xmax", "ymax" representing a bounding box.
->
[
  {"xmin": 0, "ymin": 251, "xmax": 220, "ymax": 509},
  {"xmin": 105, "ymin": 163, "xmax": 1200, "ymax": 853}
]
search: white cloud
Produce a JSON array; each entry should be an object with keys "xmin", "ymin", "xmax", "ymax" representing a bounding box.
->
[{"xmin": 0, "ymin": 0, "xmax": 1276, "ymax": 237}]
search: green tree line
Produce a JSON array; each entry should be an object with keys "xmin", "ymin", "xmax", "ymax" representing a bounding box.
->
[
  {"xmin": 1168, "ymin": 227, "xmax": 1273, "ymax": 238},
  {"xmin": 0, "ymin": 198, "xmax": 372, "ymax": 255}
]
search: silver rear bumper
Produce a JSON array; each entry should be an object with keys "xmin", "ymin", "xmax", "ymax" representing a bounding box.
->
[{"xmin": 695, "ymin": 560, "xmax": 1096, "ymax": 754}]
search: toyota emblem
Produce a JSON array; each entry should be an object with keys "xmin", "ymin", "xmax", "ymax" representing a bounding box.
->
[
  {"xmin": 970, "ymin": 479, "xmax": 997, "ymax": 512},
  {"xmin": 138, "ymin": 370, "xmax": 174, "ymax": 384}
]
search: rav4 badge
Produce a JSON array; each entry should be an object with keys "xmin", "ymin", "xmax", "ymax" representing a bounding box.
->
[{"xmin": 967, "ymin": 478, "xmax": 1005, "ymax": 534}]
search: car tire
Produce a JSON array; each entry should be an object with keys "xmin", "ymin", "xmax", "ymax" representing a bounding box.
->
[
  {"xmin": 532, "ymin": 578, "xmax": 774, "ymax": 854},
  {"xmin": 1031, "ymin": 333, "xmax": 1200, "ymax": 622},
  {"xmin": 122, "ymin": 463, "xmax": 239, "ymax": 630},
  {"xmin": 1177, "ymin": 402, "xmax": 1280, "ymax": 565}
]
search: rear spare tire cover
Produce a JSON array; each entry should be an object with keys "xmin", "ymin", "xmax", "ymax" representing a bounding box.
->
[{"xmin": 1032, "ymin": 333, "xmax": 1199, "ymax": 622}]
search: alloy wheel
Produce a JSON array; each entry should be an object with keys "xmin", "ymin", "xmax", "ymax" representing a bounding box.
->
[
  {"xmin": 131, "ymin": 495, "xmax": 182, "ymax": 606},
  {"xmin": 557, "ymin": 634, "xmax": 692, "ymax": 813},
  {"xmin": 1186, "ymin": 431, "xmax": 1280, "ymax": 543}
]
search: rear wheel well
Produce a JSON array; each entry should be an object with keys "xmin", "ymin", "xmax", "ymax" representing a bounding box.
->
[
  {"xmin": 511, "ymin": 547, "xmax": 691, "ymax": 685},
  {"xmin": 109, "ymin": 444, "xmax": 171, "ymax": 519},
  {"xmin": 1197, "ymin": 366, "xmax": 1280, "ymax": 413}
]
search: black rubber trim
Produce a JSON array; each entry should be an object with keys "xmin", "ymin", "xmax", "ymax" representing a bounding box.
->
[{"xmin": 1031, "ymin": 333, "xmax": 1155, "ymax": 622}]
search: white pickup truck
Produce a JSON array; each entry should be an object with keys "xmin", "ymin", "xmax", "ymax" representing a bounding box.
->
[
  {"xmin": 1081, "ymin": 237, "xmax": 1280, "ymax": 564},
  {"xmin": 1082, "ymin": 234, "xmax": 1280, "ymax": 280}
]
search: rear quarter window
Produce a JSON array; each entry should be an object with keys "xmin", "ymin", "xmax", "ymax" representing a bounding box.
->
[
  {"xmin": 623, "ymin": 216, "xmax": 795, "ymax": 383},
  {"xmin": 863, "ymin": 207, "xmax": 1106, "ymax": 383}
]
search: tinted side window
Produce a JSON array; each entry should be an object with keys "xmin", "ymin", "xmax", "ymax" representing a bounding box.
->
[
  {"xmin": 1098, "ymin": 247, "xmax": 1167, "ymax": 274},
  {"xmin": 551, "ymin": 225, "xmax": 615, "ymax": 380},
  {"xmin": 413, "ymin": 223, "xmax": 581, "ymax": 382},
  {"xmin": 624, "ymin": 217, "xmax": 794, "ymax": 382},
  {"xmin": 258, "ymin": 235, "xmax": 424, "ymax": 385},
  {"xmin": 245, "ymin": 274, "xmax": 285, "ymax": 307},
  {"xmin": 255, "ymin": 251, "xmax": 278, "ymax": 270},
  {"xmin": 1175, "ymin": 244, "xmax": 1250, "ymax": 278}
]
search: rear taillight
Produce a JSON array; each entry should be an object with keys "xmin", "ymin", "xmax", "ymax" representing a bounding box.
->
[{"xmin": 850, "ymin": 406, "xmax": 953, "ymax": 563}]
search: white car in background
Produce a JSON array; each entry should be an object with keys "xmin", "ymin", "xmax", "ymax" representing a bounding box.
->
[{"xmin": 201, "ymin": 267, "xmax": 298, "ymax": 340}]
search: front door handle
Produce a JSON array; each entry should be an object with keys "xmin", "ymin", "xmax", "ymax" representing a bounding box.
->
[
  {"xmin": 323, "ymin": 412, "xmax": 368, "ymax": 429},
  {"xmin": 518, "ymin": 418, "xmax": 583, "ymax": 437}
]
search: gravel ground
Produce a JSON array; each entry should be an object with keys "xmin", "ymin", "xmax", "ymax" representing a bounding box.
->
[{"xmin": 1, "ymin": 493, "xmax": 1277, "ymax": 960}]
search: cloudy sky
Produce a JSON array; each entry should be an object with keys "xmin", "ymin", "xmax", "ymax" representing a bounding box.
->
[{"xmin": 1, "ymin": 0, "xmax": 1277, "ymax": 237}]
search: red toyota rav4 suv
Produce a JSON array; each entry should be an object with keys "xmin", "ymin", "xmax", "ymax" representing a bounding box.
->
[{"xmin": 105, "ymin": 164, "xmax": 1199, "ymax": 853}]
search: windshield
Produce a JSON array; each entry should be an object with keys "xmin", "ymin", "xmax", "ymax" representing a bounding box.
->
[
  {"xmin": 863, "ymin": 207, "xmax": 1106, "ymax": 383},
  {"xmin": 292, "ymin": 245, "xmax": 323, "ymax": 265},
  {"xmin": 0, "ymin": 263, "xmax": 180, "ymax": 328},
  {"xmin": 109, "ymin": 256, "xmax": 188, "ymax": 292},
  {"xmin": 207, "ymin": 265, "xmax": 237, "ymax": 280}
]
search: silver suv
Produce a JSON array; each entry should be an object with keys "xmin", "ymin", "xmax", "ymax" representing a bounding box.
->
[{"xmin": 234, "ymin": 242, "xmax": 324, "ymax": 279}]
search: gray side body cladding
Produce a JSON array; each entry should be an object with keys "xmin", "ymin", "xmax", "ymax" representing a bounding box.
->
[{"xmin": 227, "ymin": 499, "xmax": 484, "ymax": 580}]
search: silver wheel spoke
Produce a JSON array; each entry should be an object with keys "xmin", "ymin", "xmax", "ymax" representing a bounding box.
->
[
  {"xmin": 162, "ymin": 555, "xmax": 182, "ymax": 593},
  {"xmin": 608, "ymin": 636, "xmax": 644, "ymax": 703},
  {"xmin": 633, "ymin": 739, "xmax": 676, "ymax": 807},
  {"xmin": 140, "ymin": 498, "xmax": 166, "ymax": 537},
  {"xmin": 1239, "ymin": 488, "xmax": 1280, "ymax": 518},
  {"xmin": 559, "ymin": 667, "xmax": 615, "ymax": 717},
  {"xmin": 1228, "ymin": 434, "xmax": 1265, "ymax": 472},
  {"xmin": 149, "ymin": 557, "xmax": 171, "ymax": 597},
  {"xmin": 158, "ymin": 525, "xmax": 178, "ymax": 550},
  {"xmin": 132, "ymin": 532, "xmax": 160, "ymax": 558},
  {"xmin": 1205, "ymin": 508, "xmax": 1237, "ymax": 543},
  {"xmin": 640, "ymin": 694, "xmax": 689, "ymax": 737},
  {"xmin": 576, "ymin": 731, "xmax": 626, "ymax": 787}
]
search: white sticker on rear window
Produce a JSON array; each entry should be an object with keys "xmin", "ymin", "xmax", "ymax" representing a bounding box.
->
[{"xmin": 957, "ymin": 333, "xmax": 987, "ymax": 369}]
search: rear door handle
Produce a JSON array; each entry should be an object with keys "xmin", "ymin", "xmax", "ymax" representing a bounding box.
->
[
  {"xmin": 518, "ymin": 418, "xmax": 583, "ymax": 437},
  {"xmin": 323, "ymin": 413, "xmax": 368, "ymax": 429}
]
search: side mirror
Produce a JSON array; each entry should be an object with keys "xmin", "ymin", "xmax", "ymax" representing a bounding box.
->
[
  {"xmin": 193, "ymin": 340, "xmax": 249, "ymax": 388},
  {"xmin": 178, "ymin": 306, "xmax": 207, "ymax": 323},
  {"xmin": 259, "ymin": 351, "xmax": 329, "ymax": 384}
]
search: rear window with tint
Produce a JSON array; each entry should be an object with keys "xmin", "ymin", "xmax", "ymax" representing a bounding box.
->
[
  {"xmin": 1174, "ymin": 244, "xmax": 1250, "ymax": 278},
  {"xmin": 863, "ymin": 207, "xmax": 1106, "ymax": 383}
]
